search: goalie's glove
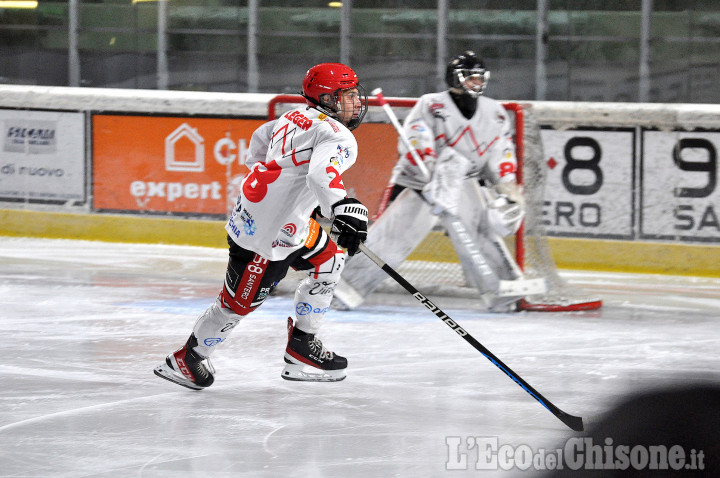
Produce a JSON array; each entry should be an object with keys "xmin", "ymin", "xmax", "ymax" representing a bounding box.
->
[
  {"xmin": 487, "ymin": 194, "xmax": 525, "ymax": 237},
  {"xmin": 331, "ymin": 198, "xmax": 368, "ymax": 256}
]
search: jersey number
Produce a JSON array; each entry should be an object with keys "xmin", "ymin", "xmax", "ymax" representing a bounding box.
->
[
  {"xmin": 326, "ymin": 166, "xmax": 345, "ymax": 190},
  {"xmin": 243, "ymin": 160, "xmax": 282, "ymax": 202}
]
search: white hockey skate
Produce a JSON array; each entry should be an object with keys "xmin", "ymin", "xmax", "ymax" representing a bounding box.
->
[{"xmin": 281, "ymin": 318, "xmax": 347, "ymax": 382}]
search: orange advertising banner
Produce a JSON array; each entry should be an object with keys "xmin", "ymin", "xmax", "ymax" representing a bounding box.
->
[
  {"xmin": 342, "ymin": 123, "xmax": 400, "ymax": 217},
  {"xmin": 93, "ymin": 115, "xmax": 265, "ymax": 215},
  {"xmin": 92, "ymin": 115, "xmax": 400, "ymax": 218}
]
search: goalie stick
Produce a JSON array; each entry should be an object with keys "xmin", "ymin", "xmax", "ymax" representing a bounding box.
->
[{"xmin": 358, "ymin": 241, "xmax": 584, "ymax": 432}]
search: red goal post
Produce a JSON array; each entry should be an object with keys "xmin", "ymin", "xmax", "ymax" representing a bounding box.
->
[{"xmin": 268, "ymin": 94, "xmax": 602, "ymax": 312}]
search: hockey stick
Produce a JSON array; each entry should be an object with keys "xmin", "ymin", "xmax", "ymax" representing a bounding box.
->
[
  {"xmin": 372, "ymin": 88, "xmax": 432, "ymax": 181},
  {"xmin": 358, "ymin": 241, "xmax": 584, "ymax": 432}
]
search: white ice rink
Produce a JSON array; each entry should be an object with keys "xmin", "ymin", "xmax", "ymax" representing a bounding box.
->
[{"xmin": 1, "ymin": 237, "xmax": 719, "ymax": 477}]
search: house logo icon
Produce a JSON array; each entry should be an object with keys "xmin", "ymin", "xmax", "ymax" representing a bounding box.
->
[{"xmin": 165, "ymin": 123, "xmax": 205, "ymax": 172}]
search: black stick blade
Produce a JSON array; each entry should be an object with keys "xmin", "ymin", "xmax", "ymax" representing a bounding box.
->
[{"xmin": 558, "ymin": 411, "xmax": 584, "ymax": 432}]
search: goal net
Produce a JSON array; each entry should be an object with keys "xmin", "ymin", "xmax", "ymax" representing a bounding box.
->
[{"xmin": 268, "ymin": 95, "xmax": 602, "ymax": 312}]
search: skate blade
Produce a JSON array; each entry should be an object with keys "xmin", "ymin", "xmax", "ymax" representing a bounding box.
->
[
  {"xmin": 281, "ymin": 363, "xmax": 346, "ymax": 382},
  {"xmin": 153, "ymin": 363, "xmax": 206, "ymax": 391}
]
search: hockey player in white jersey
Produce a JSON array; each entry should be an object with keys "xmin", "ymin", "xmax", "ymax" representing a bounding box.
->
[
  {"xmin": 334, "ymin": 51, "xmax": 532, "ymax": 311},
  {"xmin": 154, "ymin": 63, "xmax": 370, "ymax": 387}
]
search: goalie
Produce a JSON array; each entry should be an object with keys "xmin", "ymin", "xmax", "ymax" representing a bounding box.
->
[{"xmin": 334, "ymin": 50, "xmax": 543, "ymax": 311}]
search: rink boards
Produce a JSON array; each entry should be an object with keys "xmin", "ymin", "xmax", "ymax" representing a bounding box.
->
[{"xmin": 1, "ymin": 85, "xmax": 719, "ymax": 277}]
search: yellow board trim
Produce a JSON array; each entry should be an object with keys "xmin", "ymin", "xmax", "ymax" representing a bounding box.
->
[
  {"xmin": 0, "ymin": 209, "xmax": 227, "ymax": 249},
  {"xmin": 2, "ymin": 209, "xmax": 719, "ymax": 277}
]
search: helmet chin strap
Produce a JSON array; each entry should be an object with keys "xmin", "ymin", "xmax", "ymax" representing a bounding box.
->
[{"xmin": 301, "ymin": 92, "xmax": 341, "ymax": 119}]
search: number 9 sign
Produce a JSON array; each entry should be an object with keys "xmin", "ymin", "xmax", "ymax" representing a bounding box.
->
[{"xmin": 642, "ymin": 131, "xmax": 720, "ymax": 241}]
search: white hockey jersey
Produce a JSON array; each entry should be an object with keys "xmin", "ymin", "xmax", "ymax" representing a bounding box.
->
[
  {"xmin": 390, "ymin": 91, "xmax": 517, "ymax": 191},
  {"xmin": 225, "ymin": 107, "xmax": 358, "ymax": 260}
]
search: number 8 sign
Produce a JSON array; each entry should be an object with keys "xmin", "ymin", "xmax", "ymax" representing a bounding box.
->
[{"xmin": 540, "ymin": 128, "xmax": 635, "ymax": 239}]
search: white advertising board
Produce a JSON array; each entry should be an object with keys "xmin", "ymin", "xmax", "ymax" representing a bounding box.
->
[
  {"xmin": 641, "ymin": 130, "xmax": 720, "ymax": 242},
  {"xmin": 0, "ymin": 109, "xmax": 85, "ymax": 202},
  {"xmin": 539, "ymin": 128, "xmax": 635, "ymax": 239}
]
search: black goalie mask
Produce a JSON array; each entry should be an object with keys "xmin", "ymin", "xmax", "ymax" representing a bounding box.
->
[{"xmin": 445, "ymin": 50, "xmax": 490, "ymax": 98}]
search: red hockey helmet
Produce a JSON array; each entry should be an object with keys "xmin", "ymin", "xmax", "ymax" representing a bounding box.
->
[{"xmin": 302, "ymin": 63, "xmax": 368, "ymax": 130}]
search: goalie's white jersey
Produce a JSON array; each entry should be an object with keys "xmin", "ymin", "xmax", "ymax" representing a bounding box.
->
[
  {"xmin": 391, "ymin": 91, "xmax": 517, "ymax": 190},
  {"xmin": 226, "ymin": 107, "xmax": 357, "ymax": 260}
]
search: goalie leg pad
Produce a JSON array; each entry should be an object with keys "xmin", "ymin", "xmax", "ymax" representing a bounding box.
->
[
  {"xmin": 442, "ymin": 212, "xmax": 500, "ymax": 294},
  {"xmin": 448, "ymin": 180, "xmax": 548, "ymax": 310}
]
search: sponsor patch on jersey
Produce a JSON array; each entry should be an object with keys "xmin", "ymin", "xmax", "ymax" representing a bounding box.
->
[
  {"xmin": 430, "ymin": 103, "xmax": 445, "ymax": 112},
  {"xmin": 281, "ymin": 223, "xmax": 297, "ymax": 238},
  {"xmin": 227, "ymin": 215, "xmax": 241, "ymax": 238},
  {"xmin": 240, "ymin": 209, "xmax": 256, "ymax": 236},
  {"xmin": 271, "ymin": 223, "xmax": 299, "ymax": 248},
  {"xmin": 336, "ymin": 144, "xmax": 349, "ymax": 158},
  {"xmin": 318, "ymin": 113, "xmax": 340, "ymax": 132},
  {"xmin": 305, "ymin": 219, "xmax": 321, "ymax": 249}
]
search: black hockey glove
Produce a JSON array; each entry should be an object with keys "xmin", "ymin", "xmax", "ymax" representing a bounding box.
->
[{"xmin": 331, "ymin": 198, "xmax": 368, "ymax": 256}]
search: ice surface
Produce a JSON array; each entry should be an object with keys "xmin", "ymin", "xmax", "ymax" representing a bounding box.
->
[{"xmin": 1, "ymin": 237, "xmax": 719, "ymax": 477}]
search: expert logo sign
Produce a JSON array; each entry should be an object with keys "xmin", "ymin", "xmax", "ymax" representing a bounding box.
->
[
  {"xmin": 92, "ymin": 115, "xmax": 264, "ymax": 214},
  {"xmin": 165, "ymin": 123, "xmax": 205, "ymax": 172}
]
